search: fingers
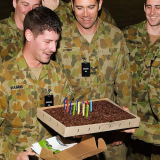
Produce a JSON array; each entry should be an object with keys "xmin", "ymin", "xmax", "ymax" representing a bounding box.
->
[
  {"xmin": 122, "ymin": 106, "xmax": 129, "ymax": 112},
  {"xmin": 121, "ymin": 128, "xmax": 136, "ymax": 133},
  {"xmin": 111, "ymin": 141, "xmax": 122, "ymax": 147},
  {"xmin": 16, "ymin": 151, "xmax": 35, "ymax": 160}
]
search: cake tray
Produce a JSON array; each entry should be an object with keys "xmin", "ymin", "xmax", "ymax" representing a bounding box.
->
[{"xmin": 37, "ymin": 98, "xmax": 140, "ymax": 137}]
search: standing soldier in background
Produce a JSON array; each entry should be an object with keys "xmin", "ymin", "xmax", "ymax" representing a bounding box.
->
[
  {"xmin": 123, "ymin": 0, "xmax": 160, "ymax": 159},
  {"xmin": 0, "ymin": 0, "xmax": 41, "ymax": 63},
  {"xmin": 0, "ymin": 6, "xmax": 74, "ymax": 160},
  {"xmin": 56, "ymin": 0, "xmax": 131, "ymax": 159}
]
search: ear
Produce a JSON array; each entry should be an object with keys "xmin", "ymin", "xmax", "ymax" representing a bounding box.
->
[
  {"xmin": 144, "ymin": 3, "xmax": 146, "ymax": 12},
  {"xmin": 25, "ymin": 29, "xmax": 33, "ymax": 42},
  {"xmin": 13, "ymin": 0, "xmax": 17, "ymax": 9},
  {"xmin": 71, "ymin": 0, "xmax": 74, "ymax": 11},
  {"xmin": 98, "ymin": 0, "xmax": 103, "ymax": 11}
]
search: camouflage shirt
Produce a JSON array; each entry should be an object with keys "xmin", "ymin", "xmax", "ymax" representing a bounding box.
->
[
  {"xmin": 56, "ymin": 19, "xmax": 131, "ymax": 108},
  {"xmin": 55, "ymin": 1, "xmax": 116, "ymax": 26},
  {"xmin": 0, "ymin": 51, "xmax": 74, "ymax": 159},
  {"xmin": 123, "ymin": 20, "xmax": 160, "ymax": 146},
  {"xmin": 0, "ymin": 12, "xmax": 24, "ymax": 64}
]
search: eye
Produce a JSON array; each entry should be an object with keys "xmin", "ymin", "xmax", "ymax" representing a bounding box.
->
[
  {"xmin": 88, "ymin": 6, "xmax": 94, "ymax": 9},
  {"xmin": 76, "ymin": 7, "xmax": 82, "ymax": 10},
  {"xmin": 156, "ymin": 6, "xmax": 160, "ymax": 9},
  {"xmin": 146, "ymin": 6, "xmax": 151, "ymax": 9}
]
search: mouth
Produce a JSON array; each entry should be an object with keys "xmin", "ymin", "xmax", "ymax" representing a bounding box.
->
[
  {"xmin": 44, "ymin": 52, "xmax": 53, "ymax": 57},
  {"xmin": 150, "ymin": 16, "xmax": 158, "ymax": 20},
  {"xmin": 82, "ymin": 18, "xmax": 91, "ymax": 22}
]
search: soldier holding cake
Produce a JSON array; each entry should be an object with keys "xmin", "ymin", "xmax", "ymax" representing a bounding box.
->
[{"xmin": 56, "ymin": 0, "xmax": 132, "ymax": 159}]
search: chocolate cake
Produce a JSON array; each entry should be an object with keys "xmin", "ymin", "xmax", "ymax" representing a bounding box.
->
[{"xmin": 44, "ymin": 100, "xmax": 135, "ymax": 127}]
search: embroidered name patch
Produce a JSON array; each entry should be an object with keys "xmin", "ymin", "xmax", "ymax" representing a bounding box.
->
[{"xmin": 10, "ymin": 85, "xmax": 24, "ymax": 90}]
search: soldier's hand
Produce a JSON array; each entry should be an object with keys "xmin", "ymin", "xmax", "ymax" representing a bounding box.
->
[
  {"xmin": 110, "ymin": 131, "xmax": 125, "ymax": 146},
  {"xmin": 16, "ymin": 150, "xmax": 35, "ymax": 160},
  {"xmin": 42, "ymin": 0, "xmax": 59, "ymax": 10},
  {"xmin": 121, "ymin": 106, "xmax": 136, "ymax": 134}
]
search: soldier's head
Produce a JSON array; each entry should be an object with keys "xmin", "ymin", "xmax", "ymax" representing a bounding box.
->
[
  {"xmin": 144, "ymin": 0, "xmax": 160, "ymax": 27},
  {"xmin": 71, "ymin": 0, "xmax": 103, "ymax": 34},
  {"xmin": 23, "ymin": 7, "xmax": 61, "ymax": 66},
  {"xmin": 13, "ymin": 0, "xmax": 41, "ymax": 30}
]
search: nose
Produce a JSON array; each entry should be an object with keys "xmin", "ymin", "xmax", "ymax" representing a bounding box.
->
[
  {"xmin": 83, "ymin": 8, "xmax": 89, "ymax": 17},
  {"xmin": 151, "ymin": 7, "xmax": 156, "ymax": 15},
  {"xmin": 50, "ymin": 42, "xmax": 57, "ymax": 53}
]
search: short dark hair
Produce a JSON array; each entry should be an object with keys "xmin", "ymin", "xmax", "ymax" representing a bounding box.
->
[
  {"xmin": 24, "ymin": 6, "xmax": 62, "ymax": 39},
  {"xmin": 144, "ymin": 0, "xmax": 147, "ymax": 5}
]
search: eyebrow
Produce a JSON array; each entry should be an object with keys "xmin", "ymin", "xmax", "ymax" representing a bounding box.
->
[
  {"xmin": 146, "ymin": 4, "xmax": 160, "ymax": 6},
  {"xmin": 75, "ymin": 4, "xmax": 96, "ymax": 7}
]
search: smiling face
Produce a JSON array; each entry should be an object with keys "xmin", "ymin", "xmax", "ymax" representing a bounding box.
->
[
  {"xmin": 144, "ymin": 0, "xmax": 160, "ymax": 26},
  {"xmin": 26, "ymin": 29, "xmax": 59, "ymax": 66},
  {"xmin": 13, "ymin": 0, "xmax": 41, "ymax": 29},
  {"xmin": 71, "ymin": 0, "xmax": 102, "ymax": 34}
]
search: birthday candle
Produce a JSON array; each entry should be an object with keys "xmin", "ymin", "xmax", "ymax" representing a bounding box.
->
[
  {"xmin": 69, "ymin": 102, "xmax": 72, "ymax": 114},
  {"xmin": 82, "ymin": 101, "xmax": 84, "ymax": 113},
  {"xmin": 83, "ymin": 103, "xmax": 85, "ymax": 116},
  {"xmin": 86, "ymin": 105, "xmax": 89, "ymax": 117},
  {"xmin": 76, "ymin": 100, "xmax": 78, "ymax": 111},
  {"xmin": 87, "ymin": 101, "xmax": 88, "ymax": 105},
  {"xmin": 73, "ymin": 103, "xmax": 76, "ymax": 115},
  {"xmin": 64, "ymin": 98, "xmax": 67, "ymax": 110},
  {"xmin": 90, "ymin": 100, "xmax": 92, "ymax": 112},
  {"xmin": 78, "ymin": 102, "xmax": 80, "ymax": 114},
  {"xmin": 67, "ymin": 99, "xmax": 69, "ymax": 112}
]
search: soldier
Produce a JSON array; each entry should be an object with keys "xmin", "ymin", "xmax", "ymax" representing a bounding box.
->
[
  {"xmin": 123, "ymin": 0, "xmax": 160, "ymax": 159},
  {"xmin": 0, "ymin": 6, "xmax": 74, "ymax": 160},
  {"xmin": 0, "ymin": 0, "xmax": 41, "ymax": 64},
  {"xmin": 42, "ymin": 0, "xmax": 116, "ymax": 26},
  {"xmin": 56, "ymin": 0, "xmax": 132, "ymax": 159}
]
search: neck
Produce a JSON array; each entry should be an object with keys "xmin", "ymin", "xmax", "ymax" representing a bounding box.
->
[
  {"xmin": 146, "ymin": 22, "xmax": 160, "ymax": 35},
  {"xmin": 14, "ymin": 14, "xmax": 23, "ymax": 30},
  {"xmin": 77, "ymin": 19, "xmax": 99, "ymax": 35},
  {"xmin": 23, "ymin": 44, "xmax": 43, "ymax": 68}
]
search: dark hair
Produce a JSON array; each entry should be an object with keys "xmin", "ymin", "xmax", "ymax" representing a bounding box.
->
[
  {"xmin": 24, "ymin": 6, "xmax": 62, "ymax": 39},
  {"xmin": 144, "ymin": 0, "xmax": 147, "ymax": 5}
]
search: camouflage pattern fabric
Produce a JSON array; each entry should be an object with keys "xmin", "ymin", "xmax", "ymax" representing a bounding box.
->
[
  {"xmin": 0, "ymin": 51, "xmax": 74, "ymax": 160},
  {"xmin": 55, "ymin": 1, "xmax": 116, "ymax": 26},
  {"xmin": 123, "ymin": 20, "xmax": 160, "ymax": 158},
  {"xmin": 56, "ymin": 19, "xmax": 132, "ymax": 159},
  {"xmin": 0, "ymin": 13, "xmax": 24, "ymax": 64},
  {"xmin": 123, "ymin": 20, "xmax": 160, "ymax": 145}
]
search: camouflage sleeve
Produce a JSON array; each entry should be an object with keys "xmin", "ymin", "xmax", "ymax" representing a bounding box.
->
[
  {"xmin": 114, "ymin": 35, "xmax": 132, "ymax": 109},
  {"xmin": 0, "ymin": 68, "xmax": 7, "ymax": 126},
  {"xmin": 148, "ymin": 58, "xmax": 160, "ymax": 121},
  {"xmin": 55, "ymin": 2, "xmax": 75, "ymax": 26},
  {"xmin": 0, "ymin": 20, "xmax": 23, "ymax": 64},
  {"xmin": 100, "ymin": 7, "xmax": 116, "ymax": 26}
]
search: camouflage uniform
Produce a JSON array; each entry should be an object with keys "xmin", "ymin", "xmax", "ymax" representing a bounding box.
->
[
  {"xmin": 123, "ymin": 21, "xmax": 160, "ymax": 159},
  {"xmin": 56, "ymin": 19, "xmax": 132, "ymax": 160},
  {"xmin": 55, "ymin": 1, "xmax": 116, "ymax": 26},
  {"xmin": 0, "ymin": 13, "xmax": 24, "ymax": 64},
  {"xmin": 0, "ymin": 50, "xmax": 74, "ymax": 160}
]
